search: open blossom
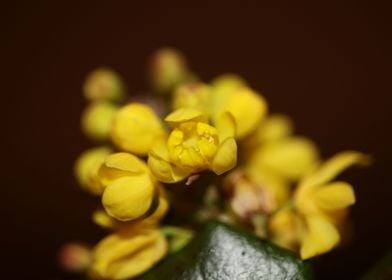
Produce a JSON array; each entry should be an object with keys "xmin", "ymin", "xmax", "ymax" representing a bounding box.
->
[
  {"xmin": 269, "ymin": 151, "xmax": 369, "ymax": 259},
  {"xmin": 148, "ymin": 108, "xmax": 237, "ymax": 183}
]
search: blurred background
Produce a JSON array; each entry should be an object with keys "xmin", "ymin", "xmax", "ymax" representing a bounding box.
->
[{"xmin": 2, "ymin": 1, "xmax": 391, "ymax": 279}]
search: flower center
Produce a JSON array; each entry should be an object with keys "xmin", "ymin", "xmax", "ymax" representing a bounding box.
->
[{"xmin": 168, "ymin": 122, "xmax": 219, "ymax": 170}]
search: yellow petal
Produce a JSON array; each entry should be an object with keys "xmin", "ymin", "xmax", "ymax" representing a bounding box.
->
[
  {"xmin": 98, "ymin": 152, "xmax": 148, "ymax": 186},
  {"xmin": 81, "ymin": 101, "xmax": 119, "ymax": 141},
  {"xmin": 214, "ymin": 112, "xmax": 236, "ymax": 142},
  {"xmin": 211, "ymin": 137, "xmax": 237, "ymax": 175},
  {"xmin": 148, "ymin": 138, "xmax": 190, "ymax": 183},
  {"xmin": 143, "ymin": 194, "xmax": 169, "ymax": 225},
  {"xmin": 90, "ymin": 228, "xmax": 167, "ymax": 279},
  {"xmin": 259, "ymin": 114, "xmax": 293, "ymax": 142},
  {"xmin": 211, "ymin": 74, "xmax": 247, "ymax": 95},
  {"xmin": 313, "ymin": 182, "xmax": 355, "ymax": 210},
  {"xmin": 164, "ymin": 107, "xmax": 207, "ymax": 125},
  {"xmin": 251, "ymin": 137, "xmax": 319, "ymax": 180},
  {"xmin": 303, "ymin": 151, "xmax": 370, "ymax": 188},
  {"xmin": 300, "ymin": 215, "xmax": 340, "ymax": 259},
  {"xmin": 74, "ymin": 146, "xmax": 112, "ymax": 195},
  {"xmin": 102, "ymin": 175, "xmax": 155, "ymax": 221},
  {"xmin": 92, "ymin": 210, "xmax": 117, "ymax": 229},
  {"xmin": 111, "ymin": 103, "xmax": 165, "ymax": 155},
  {"xmin": 83, "ymin": 68, "xmax": 125, "ymax": 102},
  {"xmin": 269, "ymin": 208, "xmax": 302, "ymax": 251}
]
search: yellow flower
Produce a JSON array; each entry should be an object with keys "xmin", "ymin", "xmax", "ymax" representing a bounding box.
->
[
  {"xmin": 270, "ymin": 151, "xmax": 370, "ymax": 259},
  {"xmin": 83, "ymin": 68, "xmax": 125, "ymax": 102},
  {"xmin": 74, "ymin": 146, "xmax": 112, "ymax": 195},
  {"xmin": 89, "ymin": 226, "xmax": 167, "ymax": 280},
  {"xmin": 148, "ymin": 108, "xmax": 237, "ymax": 183},
  {"xmin": 98, "ymin": 152, "xmax": 161, "ymax": 222},
  {"xmin": 246, "ymin": 114, "xmax": 318, "ymax": 180},
  {"xmin": 111, "ymin": 103, "xmax": 166, "ymax": 155},
  {"xmin": 81, "ymin": 101, "xmax": 119, "ymax": 141},
  {"xmin": 210, "ymin": 74, "xmax": 268, "ymax": 139},
  {"xmin": 149, "ymin": 47, "xmax": 195, "ymax": 93}
]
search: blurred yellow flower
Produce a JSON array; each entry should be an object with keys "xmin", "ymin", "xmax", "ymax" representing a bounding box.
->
[
  {"xmin": 83, "ymin": 68, "xmax": 125, "ymax": 102},
  {"xmin": 270, "ymin": 151, "xmax": 370, "ymax": 259},
  {"xmin": 81, "ymin": 101, "xmax": 119, "ymax": 141},
  {"xmin": 111, "ymin": 103, "xmax": 166, "ymax": 155},
  {"xmin": 210, "ymin": 74, "xmax": 268, "ymax": 139},
  {"xmin": 74, "ymin": 146, "xmax": 112, "ymax": 195},
  {"xmin": 89, "ymin": 226, "xmax": 167, "ymax": 280},
  {"xmin": 148, "ymin": 108, "xmax": 237, "ymax": 183},
  {"xmin": 224, "ymin": 114, "xmax": 318, "ymax": 226}
]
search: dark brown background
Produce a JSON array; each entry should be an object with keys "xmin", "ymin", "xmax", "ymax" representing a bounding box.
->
[{"xmin": 2, "ymin": 1, "xmax": 391, "ymax": 279}]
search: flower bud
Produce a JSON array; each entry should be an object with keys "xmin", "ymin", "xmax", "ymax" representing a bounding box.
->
[
  {"xmin": 74, "ymin": 146, "xmax": 112, "ymax": 195},
  {"xmin": 83, "ymin": 68, "xmax": 125, "ymax": 102},
  {"xmin": 98, "ymin": 152, "xmax": 158, "ymax": 222},
  {"xmin": 81, "ymin": 101, "xmax": 119, "ymax": 141},
  {"xmin": 211, "ymin": 75, "xmax": 268, "ymax": 139},
  {"xmin": 111, "ymin": 103, "xmax": 166, "ymax": 155},
  {"xmin": 149, "ymin": 48, "xmax": 194, "ymax": 94}
]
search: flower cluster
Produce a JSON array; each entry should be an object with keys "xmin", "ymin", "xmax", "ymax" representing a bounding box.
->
[{"xmin": 73, "ymin": 48, "xmax": 369, "ymax": 279}]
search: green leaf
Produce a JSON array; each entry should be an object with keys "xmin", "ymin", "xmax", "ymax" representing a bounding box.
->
[
  {"xmin": 140, "ymin": 221, "xmax": 313, "ymax": 280},
  {"xmin": 362, "ymin": 251, "xmax": 392, "ymax": 280}
]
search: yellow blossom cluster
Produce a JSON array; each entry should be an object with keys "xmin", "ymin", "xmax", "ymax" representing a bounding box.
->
[{"xmin": 73, "ymin": 48, "xmax": 368, "ymax": 279}]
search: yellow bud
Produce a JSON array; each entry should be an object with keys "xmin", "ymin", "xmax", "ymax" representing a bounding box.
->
[
  {"xmin": 90, "ymin": 228, "xmax": 167, "ymax": 279},
  {"xmin": 102, "ymin": 175, "xmax": 156, "ymax": 222},
  {"xmin": 211, "ymin": 74, "xmax": 247, "ymax": 95},
  {"xmin": 111, "ymin": 103, "xmax": 165, "ymax": 155},
  {"xmin": 250, "ymin": 137, "xmax": 319, "ymax": 181},
  {"xmin": 211, "ymin": 80, "xmax": 267, "ymax": 139},
  {"xmin": 81, "ymin": 101, "xmax": 119, "ymax": 141},
  {"xmin": 83, "ymin": 68, "xmax": 125, "ymax": 102},
  {"xmin": 92, "ymin": 210, "xmax": 118, "ymax": 229},
  {"xmin": 172, "ymin": 82, "xmax": 210, "ymax": 113},
  {"xmin": 74, "ymin": 146, "xmax": 112, "ymax": 195},
  {"xmin": 149, "ymin": 47, "xmax": 194, "ymax": 93}
]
